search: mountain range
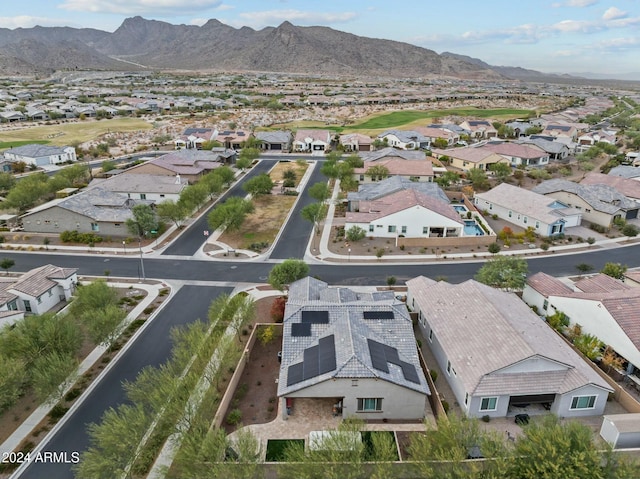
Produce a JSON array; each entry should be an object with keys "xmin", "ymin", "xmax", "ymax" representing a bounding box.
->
[{"xmin": 0, "ymin": 16, "xmax": 582, "ymax": 81}]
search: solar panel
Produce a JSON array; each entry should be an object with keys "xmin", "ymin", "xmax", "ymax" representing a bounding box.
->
[
  {"xmin": 304, "ymin": 346, "xmax": 319, "ymax": 378},
  {"xmin": 400, "ymin": 361, "xmax": 420, "ymax": 384},
  {"xmin": 383, "ymin": 345, "xmax": 400, "ymax": 366},
  {"xmin": 302, "ymin": 310, "xmax": 329, "ymax": 324},
  {"xmin": 363, "ymin": 311, "xmax": 394, "ymax": 320},
  {"xmin": 318, "ymin": 335, "xmax": 336, "ymax": 374},
  {"xmin": 368, "ymin": 339, "xmax": 389, "ymax": 373},
  {"xmin": 287, "ymin": 363, "xmax": 304, "ymax": 386},
  {"xmin": 291, "ymin": 323, "xmax": 311, "ymax": 337}
]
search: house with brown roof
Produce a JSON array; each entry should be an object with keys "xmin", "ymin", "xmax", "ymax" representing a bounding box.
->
[
  {"xmin": 541, "ymin": 124, "xmax": 578, "ymax": 141},
  {"xmin": 432, "ymin": 146, "xmax": 508, "ymax": 171},
  {"xmin": 580, "ymin": 172, "xmax": 640, "ymax": 202},
  {"xmin": 474, "ymin": 183, "xmax": 582, "ymax": 237},
  {"xmin": 353, "ymin": 158, "xmax": 434, "ymax": 184},
  {"xmin": 483, "ymin": 142, "xmax": 550, "ymax": 167},
  {"xmin": 174, "ymin": 127, "xmax": 217, "ymax": 150},
  {"xmin": 339, "ymin": 133, "xmax": 373, "ymax": 152},
  {"xmin": 0, "ymin": 264, "xmax": 77, "ymax": 318},
  {"xmin": 458, "ymin": 120, "xmax": 497, "ymax": 139},
  {"xmin": 217, "ymin": 129, "xmax": 252, "ymax": 150},
  {"xmin": 412, "ymin": 126, "xmax": 460, "ymax": 146},
  {"xmin": 292, "ymin": 129, "xmax": 332, "ymax": 154},
  {"xmin": 124, "ymin": 149, "xmax": 231, "ymax": 183},
  {"xmin": 408, "ymin": 276, "xmax": 613, "ymax": 418},
  {"xmin": 345, "ymin": 189, "xmax": 465, "ymax": 239},
  {"xmin": 523, "ymin": 272, "xmax": 640, "ymax": 380}
]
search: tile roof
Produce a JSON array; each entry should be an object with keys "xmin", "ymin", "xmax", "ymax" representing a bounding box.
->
[
  {"xmin": 339, "ymin": 133, "xmax": 373, "ymax": 145},
  {"xmin": 533, "ymin": 179, "xmax": 637, "ymax": 214},
  {"xmin": 9, "ymin": 264, "xmax": 77, "ymax": 297},
  {"xmin": 294, "ymin": 129, "xmax": 331, "ymax": 143},
  {"xmin": 88, "ymin": 174, "xmax": 186, "ymax": 195},
  {"xmin": 574, "ymin": 273, "xmax": 632, "ymax": 294},
  {"xmin": 347, "ymin": 176, "xmax": 449, "ymax": 204},
  {"xmin": 609, "ymin": 166, "xmax": 640, "ymax": 180},
  {"xmin": 517, "ymin": 138, "xmax": 569, "ymax": 155},
  {"xmin": 378, "ymin": 130, "xmax": 429, "ymax": 144},
  {"xmin": 4, "ymin": 144, "xmax": 70, "ymax": 158},
  {"xmin": 432, "ymin": 146, "xmax": 503, "ymax": 164},
  {"xmin": 483, "ymin": 142, "xmax": 547, "ymax": 159},
  {"xmin": 346, "ymin": 189, "xmax": 462, "ymax": 224},
  {"xmin": 354, "ymin": 158, "xmax": 434, "ymax": 177},
  {"xmin": 136, "ymin": 149, "xmax": 227, "ymax": 175},
  {"xmin": 255, "ymin": 130, "xmax": 292, "ymax": 144},
  {"xmin": 475, "ymin": 183, "xmax": 581, "ymax": 225},
  {"xmin": 278, "ymin": 278, "xmax": 429, "ymax": 397},
  {"xmin": 406, "ymin": 277, "xmax": 611, "ymax": 395},
  {"xmin": 359, "ymin": 147, "xmax": 425, "ymax": 162},
  {"xmin": 526, "ymin": 272, "xmax": 575, "ymax": 296},
  {"xmin": 580, "ymin": 172, "xmax": 640, "ymax": 200}
]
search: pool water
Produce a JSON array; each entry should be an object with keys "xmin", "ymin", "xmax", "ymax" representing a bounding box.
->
[
  {"xmin": 464, "ymin": 220, "xmax": 485, "ymax": 236},
  {"xmin": 453, "ymin": 205, "xmax": 468, "ymax": 213}
]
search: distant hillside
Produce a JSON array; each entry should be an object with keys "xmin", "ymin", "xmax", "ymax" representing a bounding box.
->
[{"xmin": 0, "ymin": 17, "xmax": 503, "ymax": 79}]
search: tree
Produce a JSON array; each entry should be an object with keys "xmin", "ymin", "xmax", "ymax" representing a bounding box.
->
[
  {"xmin": 0, "ymin": 171, "xmax": 15, "ymax": 192},
  {"xmin": 346, "ymin": 225, "xmax": 366, "ymax": 242},
  {"xmin": 126, "ymin": 203, "xmax": 158, "ymax": 238},
  {"xmin": 69, "ymin": 280, "xmax": 118, "ymax": 314},
  {"xmin": 475, "ymin": 255, "xmax": 528, "ymax": 291},
  {"xmin": 300, "ymin": 202, "xmax": 327, "ymax": 228},
  {"xmin": 487, "ymin": 242, "xmax": 501, "ymax": 254},
  {"xmin": 268, "ymin": 259, "xmax": 309, "ymax": 290},
  {"xmin": 344, "ymin": 154, "xmax": 364, "ymax": 168},
  {"xmin": 601, "ymin": 262, "xmax": 627, "ymax": 280},
  {"xmin": 432, "ymin": 138, "xmax": 449, "ymax": 149},
  {"xmin": 208, "ymin": 197, "xmax": 254, "ymax": 232},
  {"xmin": 575, "ymin": 263, "xmax": 594, "ymax": 275},
  {"xmin": 179, "ymin": 183, "xmax": 209, "ymax": 212},
  {"xmin": 156, "ymin": 200, "xmax": 187, "ymax": 228},
  {"xmin": 365, "ymin": 164, "xmax": 390, "ymax": 181},
  {"xmin": 489, "ymin": 162, "xmax": 511, "ymax": 181},
  {"xmin": 200, "ymin": 172, "xmax": 224, "ymax": 200},
  {"xmin": 85, "ymin": 304, "xmax": 128, "ymax": 349},
  {"xmin": 0, "ymin": 354, "xmax": 24, "ymax": 412},
  {"xmin": 509, "ymin": 415, "xmax": 607, "ymax": 479},
  {"xmin": 308, "ymin": 182, "xmax": 330, "ymax": 202},
  {"xmin": 214, "ymin": 165, "xmax": 236, "ymax": 186},
  {"xmin": 4, "ymin": 173, "xmax": 50, "ymax": 212},
  {"xmin": 0, "ymin": 258, "xmax": 15, "ymax": 275},
  {"xmin": 31, "ymin": 351, "xmax": 78, "ymax": 403},
  {"xmin": 435, "ymin": 171, "xmax": 460, "ymax": 188},
  {"xmin": 622, "ymin": 224, "xmax": 639, "ymax": 237},
  {"xmin": 466, "ymin": 168, "xmax": 490, "ymax": 190},
  {"xmin": 243, "ymin": 173, "xmax": 274, "ymax": 195},
  {"xmin": 234, "ymin": 155, "xmax": 253, "ymax": 171},
  {"xmin": 573, "ymin": 333, "xmax": 604, "ymax": 360}
]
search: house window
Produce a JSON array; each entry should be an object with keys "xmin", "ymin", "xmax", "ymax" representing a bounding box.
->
[
  {"xmin": 357, "ymin": 398, "xmax": 382, "ymax": 412},
  {"xmin": 422, "ymin": 227, "xmax": 429, "ymax": 234},
  {"xmin": 446, "ymin": 360, "xmax": 452, "ymax": 375},
  {"xmin": 160, "ymin": 194, "xmax": 165, "ymax": 198},
  {"xmin": 352, "ymin": 380, "xmax": 358, "ymax": 387},
  {"xmin": 429, "ymin": 329, "xmax": 433, "ymax": 341},
  {"xmin": 508, "ymin": 211, "xmax": 512, "ymax": 218},
  {"xmin": 570, "ymin": 395, "xmax": 596, "ymax": 410},
  {"xmin": 480, "ymin": 397, "xmax": 498, "ymax": 411},
  {"xmin": 359, "ymin": 175, "xmax": 364, "ymax": 181},
  {"xmin": 585, "ymin": 208, "xmax": 591, "ymax": 213},
  {"xmin": 24, "ymin": 300, "xmax": 31, "ymax": 312},
  {"xmin": 543, "ymin": 299, "xmax": 548, "ymax": 311},
  {"xmin": 388, "ymin": 225, "xmax": 396, "ymax": 233},
  {"xmin": 523, "ymin": 217, "xmax": 528, "ymax": 224},
  {"xmin": 48, "ymin": 289, "xmax": 52, "ymax": 297},
  {"xmin": 535, "ymin": 221, "xmax": 540, "ymax": 229},
  {"xmin": 114, "ymin": 223, "xmax": 121, "ymax": 228},
  {"xmin": 7, "ymin": 300, "xmax": 17, "ymax": 311},
  {"xmin": 489, "ymin": 204, "xmax": 493, "ymax": 210},
  {"xmin": 369, "ymin": 225, "xmax": 374, "ymax": 233},
  {"xmin": 140, "ymin": 194, "xmax": 146, "ymax": 200},
  {"xmin": 37, "ymin": 296, "xmax": 42, "ymax": 304},
  {"xmin": 91, "ymin": 223, "xmax": 99, "ymax": 232},
  {"xmin": 401, "ymin": 226, "xmax": 407, "ymax": 234},
  {"xmin": 465, "ymin": 393, "xmax": 469, "ymax": 405}
]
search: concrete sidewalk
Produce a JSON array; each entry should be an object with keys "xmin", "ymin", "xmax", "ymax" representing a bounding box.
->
[{"xmin": 0, "ymin": 281, "xmax": 166, "ymax": 455}]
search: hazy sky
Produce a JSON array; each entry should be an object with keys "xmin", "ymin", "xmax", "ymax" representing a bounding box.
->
[{"xmin": 2, "ymin": 0, "xmax": 639, "ymax": 76}]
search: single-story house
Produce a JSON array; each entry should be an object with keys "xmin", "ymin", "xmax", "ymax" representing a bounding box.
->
[
  {"xmin": 533, "ymin": 179, "xmax": 639, "ymax": 227},
  {"xmin": 517, "ymin": 138, "xmax": 571, "ymax": 160},
  {"xmin": 0, "ymin": 111, "xmax": 26, "ymax": 122},
  {"xmin": 345, "ymin": 189, "xmax": 465, "ymax": 239},
  {"xmin": 377, "ymin": 130, "xmax": 429, "ymax": 150},
  {"xmin": 600, "ymin": 414, "xmax": 640, "ymax": 449},
  {"xmin": 124, "ymin": 149, "xmax": 231, "ymax": 183},
  {"xmin": 541, "ymin": 124, "xmax": 578, "ymax": 141},
  {"xmin": 483, "ymin": 142, "xmax": 550, "ymax": 167},
  {"xmin": 87, "ymin": 173, "xmax": 187, "ymax": 204},
  {"xmin": 474, "ymin": 183, "xmax": 582, "ymax": 237},
  {"xmin": 21, "ymin": 187, "xmax": 142, "ymax": 236},
  {"xmin": 174, "ymin": 127, "xmax": 217, "ymax": 150},
  {"xmin": 353, "ymin": 158, "xmax": 434, "ymax": 184},
  {"xmin": 431, "ymin": 146, "xmax": 509, "ymax": 171},
  {"xmin": 4, "ymin": 144, "xmax": 77, "ymax": 167},
  {"xmin": 577, "ymin": 130, "xmax": 617, "ymax": 149},
  {"xmin": 339, "ymin": 133, "xmax": 373, "ymax": 152},
  {"xmin": 523, "ymin": 272, "xmax": 640, "ymax": 376},
  {"xmin": 412, "ymin": 126, "xmax": 460, "ymax": 146},
  {"xmin": 625, "ymin": 152, "xmax": 639, "ymax": 166},
  {"xmin": 407, "ymin": 276, "xmax": 613, "ymax": 418},
  {"xmin": 580, "ymin": 172, "xmax": 640, "ymax": 203},
  {"xmin": 217, "ymin": 130, "xmax": 251, "ymax": 150},
  {"xmin": 292, "ymin": 129, "xmax": 332, "ymax": 154},
  {"xmin": 255, "ymin": 130, "xmax": 292, "ymax": 151},
  {"xmin": 358, "ymin": 147, "xmax": 426, "ymax": 162},
  {"xmin": 609, "ymin": 165, "xmax": 640, "ymax": 181},
  {"xmin": 458, "ymin": 120, "xmax": 497, "ymax": 139},
  {"xmin": 0, "ymin": 264, "xmax": 77, "ymax": 320},
  {"xmin": 347, "ymin": 176, "xmax": 449, "ymax": 212},
  {"xmin": 278, "ymin": 277, "xmax": 430, "ymax": 421}
]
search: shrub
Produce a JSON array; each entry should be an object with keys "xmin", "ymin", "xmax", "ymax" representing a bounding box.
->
[
  {"xmin": 540, "ymin": 243, "xmax": 549, "ymax": 251},
  {"xmin": 622, "ymin": 224, "xmax": 639, "ymax": 237},
  {"xmin": 589, "ymin": 223, "xmax": 606, "ymax": 234},
  {"xmin": 488, "ymin": 242, "xmax": 501, "ymax": 254},
  {"xmin": 442, "ymin": 400, "xmax": 450, "ymax": 414},
  {"xmin": 60, "ymin": 230, "xmax": 103, "ymax": 244},
  {"xmin": 283, "ymin": 179, "xmax": 295, "ymax": 188},
  {"xmin": 270, "ymin": 296, "xmax": 286, "ymax": 322},
  {"xmin": 386, "ymin": 276, "xmax": 397, "ymax": 286},
  {"xmin": 586, "ymin": 237, "xmax": 596, "ymax": 245},
  {"xmin": 346, "ymin": 225, "xmax": 366, "ymax": 242},
  {"xmin": 375, "ymin": 248, "xmax": 385, "ymax": 259},
  {"xmin": 260, "ymin": 325, "xmax": 275, "ymax": 345},
  {"xmin": 482, "ymin": 415, "xmax": 491, "ymax": 423},
  {"xmin": 226, "ymin": 409, "xmax": 242, "ymax": 426},
  {"xmin": 430, "ymin": 369, "xmax": 438, "ymax": 383}
]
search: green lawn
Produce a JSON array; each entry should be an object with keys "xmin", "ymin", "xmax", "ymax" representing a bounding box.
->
[
  {"xmin": 0, "ymin": 118, "xmax": 153, "ymax": 147},
  {"xmin": 0, "ymin": 140, "xmax": 49, "ymax": 149},
  {"xmin": 266, "ymin": 439, "xmax": 305, "ymax": 462}
]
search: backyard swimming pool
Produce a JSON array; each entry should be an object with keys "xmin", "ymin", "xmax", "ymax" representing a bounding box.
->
[
  {"xmin": 464, "ymin": 220, "xmax": 485, "ymax": 236},
  {"xmin": 453, "ymin": 205, "xmax": 469, "ymax": 214}
]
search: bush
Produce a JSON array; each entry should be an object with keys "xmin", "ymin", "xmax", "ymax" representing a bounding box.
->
[
  {"xmin": 346, "ymin": 225, "xmax": 366, "ymax": 242},
  {"xmin": 386, "ymin": 276, "xmax": 397, "ymax": 286},
  {"xmin": 586, "ymin": 237, "xmax": 596, "ymax": 245},
  {"xmin": 270, "ymin": 296, "xmax": 286, "ymax": 322},
  {"xmin": 482, "ymin": 415, "xmax": 491, "ymax": 423},
  {"xmin": 488, "ymin": 242, "xmax": 501, "ymax": 254},
  {"xmin": 226, "ymin": 409, "xmax": 242, "ymax": 426},
  {"xmin": 622, "ymin": 224, "xmax": 639, "ymax": 237},
  {"xmin": 283, "ymin": 179, "xmax": 295, "ymax": 188},
  {"xmin": 442, "ymin": 400, "xmax": 450, "ymax": 414},
  {"xmin": 589, "ymin": 223, "xmax": 606, "ymax": 234},
  {"xmin": 430, "ymin": 369, "xmax": 438, "ymax": 383},
  {"xmin": 540, "ymin": 243, "xmax": 549, "ymax": 251},
  {"xmin": 60, "ymin": 230, "xmax": 103, "ymax": 244}
]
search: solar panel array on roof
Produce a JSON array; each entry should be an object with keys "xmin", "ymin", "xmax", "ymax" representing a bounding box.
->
[
  {"xmin": 302, "ymin": 310, "xmax": 329, "ymax": 324},
  {"xmin": 291, "ymin": 322, "xmax": 311, "ymax": 337},
  {"xmin": 367, "ymin": 339, "xmax": 420, "ymax": 384},
  {"xmin": 287, "ymin": 335, "xmax": 337, "ymax": 386},
  {"xmin": 363, "ymin": 310, "xmax": 394, "ymax": 320}
]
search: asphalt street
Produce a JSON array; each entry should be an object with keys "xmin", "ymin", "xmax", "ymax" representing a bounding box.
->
[
  {"xmin": 269, "ymin": 161, "xmax": 328, "ymax": 259},
  {"xmin": 161, "ymin": 159, "xmax": 275, "ymax": 256},
  {"xmin": 18, "ymin": 284, "xmax": 232, "ymax": 479}
]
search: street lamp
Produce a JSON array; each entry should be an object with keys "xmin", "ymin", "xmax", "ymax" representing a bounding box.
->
[
  {"xmin": 348, "ymin": 248, "xmax": 351, "ymax": 263},
  {"xmin": 122, "ymin": 240, "xmax": 126, "ymax": 255}
]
